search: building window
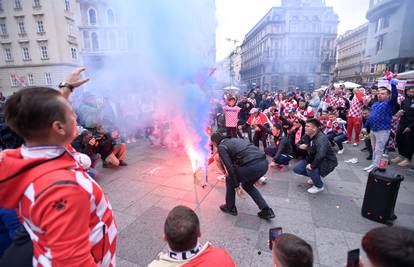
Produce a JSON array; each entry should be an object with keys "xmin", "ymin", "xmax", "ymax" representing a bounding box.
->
[
  {"xmin": 40, "ymin": 46, "xmax": 48, "ymax": 59},
  {"xmin": 0, "ymin": 23, "xmax": 7, "ymax": 36},
  {"xmin": 33, "ymin": 0, "xmax": 41, "ymax": 7},
  {"xmin": 370, "ymin": 64, "xmax": 376, "ymax": 74},
  {"xmin": 22, "ymin": 47, "xmax": 30, "ymax": 60},
  {"xmin": 27, "ymin": 73, "xmax": 34, "ymax": 85},
  {"xmin": 18, "ymin": 21, "xmax": 26, "ymax": 35},
  {"xmin": 91, "ymin": 32, "xmax": 99, "ymax": 50},
  {"xmin": 382, "ymin": 15, "xmax": 390, "ymax": 29},
  {"xmin": 64, "ymin": 0, "xmax": 70, "ymax": 11},
  {"xmin": 375, "ymin": 18, "xmax": 382, "ymax": 33},
  {"xmin": 10, "ymin": 75, "xmax": 18, "ymax": 87},
  {"xmin": 67, "ymin": 22, "xmax": 75, "ymax": 36},
  {"xmin": 107, "ymin": 9, "xmax": 115, "ymax": 25},
  {"xmin": 70, "ymin": 47, "xmax": 77, "ymax": 59},
  {"xmin": 88, "ymin": 8, "xmax": 97, "ymax": 25},
  {"xmin": 376, "ymin": 35, "xmax": 384, "ymax": 54},
  {"xmin": 45, "ymin": 73, "xmax": 52, "ymax": 85},
  {"xmin": 4, "ymin": 47, "xmax": 12, "ymax": 61},
  {"xmin": 14, "ymin": 0, "xmax": 22, "ymax": 9},
  {"xmin": 37, "ymin": 20, "xmax": 45, "ymax": 33}
]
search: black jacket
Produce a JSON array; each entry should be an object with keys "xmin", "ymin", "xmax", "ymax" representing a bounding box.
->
[
  {"xmin": 399, "ymin": 95, "xmax": 414, "ymax": 130},
  {"xmin": 218, "ymin": 138, "xmax": 266, "ymax": 187},
  {"xmin": 306, "ymin": 131, "xmax": 338, "ymax": 177},
  {"xmin": 71, "ymin": 135, "xmax": 97, "ymax": 157},
  {"xmin": 259, "ymin": 125, "xmax": 294, "ymax": 159},
  {"xmin": 95, "ymin": 134, "xmax": 115, "ymax": 160},
  {"xmin": 238, "ymin": 102, "xmax": 252, "ymax": 124}
]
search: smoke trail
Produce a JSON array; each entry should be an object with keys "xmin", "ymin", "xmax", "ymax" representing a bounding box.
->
[{"xmin": 73, "ymin": 0, "xmax": 216, "ymax": 170}]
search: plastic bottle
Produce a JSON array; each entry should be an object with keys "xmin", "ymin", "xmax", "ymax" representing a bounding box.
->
[{"xmin": 378, "ymin": 153, "xmax": 389, "ymax": 171}]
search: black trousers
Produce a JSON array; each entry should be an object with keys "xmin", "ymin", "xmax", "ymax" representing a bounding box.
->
[
  {"xmin": 253, "ymin": 130, "xmax": 268, "ymax": 149},
  {"xmin": 226, "ymin": 127, "xmax": 238, "ymax": 138},
  {"xmin": 365, "ymin": 136, "xmax": 373, "ymax": 157},
  {"xmin": 225, "ymin": 159, "xmax": 269, "ymax": 210},
  {"xmin": 237, "ymin": 124, "xmax": 252, "ymax": 142},
  {"xmin": 396, "ymin": 125, "xmax": 414, "ymax": 160}
]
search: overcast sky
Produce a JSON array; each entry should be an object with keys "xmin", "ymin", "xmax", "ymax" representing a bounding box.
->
[{"xmin": 216, "ymin": 0, "xmax": 370, "ymax": 60}]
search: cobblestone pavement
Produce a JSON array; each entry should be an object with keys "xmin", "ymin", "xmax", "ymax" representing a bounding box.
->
[{"xmin": 96, "ymin": 140, "xmax": 414, "ymax": 267}]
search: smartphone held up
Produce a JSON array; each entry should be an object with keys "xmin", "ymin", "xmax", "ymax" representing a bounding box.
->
[{"xmin": 269, "ymin": 227, "xmax": 283, "ymax": 250}]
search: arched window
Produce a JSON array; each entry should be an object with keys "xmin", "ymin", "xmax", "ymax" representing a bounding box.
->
[
  {"xmin": 88, "ymin": 8, "xmax": 97, "ymax": 25},
  {"xmin": 107, "ymin": 9, "xmax": 115, "ymax": 25},
  {"xmin": 91, "ymin": 32, "xmax": 99, "ymax": 50}
]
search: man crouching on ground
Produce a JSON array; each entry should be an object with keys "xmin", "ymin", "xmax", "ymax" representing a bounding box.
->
[{"xmin": 211, "ymin": 133, "xmax": 275, "ymax": 219}]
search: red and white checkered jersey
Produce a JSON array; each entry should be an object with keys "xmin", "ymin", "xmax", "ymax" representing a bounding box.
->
[
  {"xmin": 281, "ymin": 99, "xmax": 298, "ymax": 117},
  {"xmin": 325, "ymin": 118, "xmax": 347, "ymax": 135},
  {"xmin": 317, "ymin": 116, "xmax": 329, "ymax": 132},
  {"xmin": 0, "ymin": 146, "xmax": 117, "ymax": 267},
  {"xmin": 331, "ymin": 96, "xmax": 346, "ymax": 110},
  {"xmin": 348, "ymin": 95, "xmax": 364, "ymax": 118},
  {"xmin": 223, "ymin": 105, "xmax": 241, "ymax": 127},
  {"xmin": 297, "ymin": 106, "xmax": 315, "ymax": 120}
]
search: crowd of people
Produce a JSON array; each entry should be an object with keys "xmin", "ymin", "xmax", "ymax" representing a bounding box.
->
[
  {"xmin": 0, "ymin": 67, "xmax": 413, "ymax": 266},
  {"xmin": 213, "ymin": 79, "xmax": 413, "ymax": 177}
]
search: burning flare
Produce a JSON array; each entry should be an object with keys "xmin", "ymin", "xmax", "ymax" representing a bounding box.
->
[{"xmin": 185, "ymin": 143, "xmax": 204, "ymax": 174}]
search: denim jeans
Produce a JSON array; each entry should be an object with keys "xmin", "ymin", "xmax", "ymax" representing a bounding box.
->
[
  {"xmin": 327, "ymin": 132, "xmax": 347, "ymax": 150},
  {"xmin": 225, "ymin": 159, "xmax": 269, "ymax": 210},
  {"xmin": 274, "ymin": 154, "xmax": 293, "ymax": 165},
  {"xmin": 264, "ymin": 146, "xmax": 277, "ymax": 157},
  {"xmin": 293, "ymin": 159, "xmax": 323, "ymax": 188}
]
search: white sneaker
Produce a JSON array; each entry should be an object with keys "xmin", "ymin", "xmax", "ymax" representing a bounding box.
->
[
  {"xmin": 364, "ymin": 165, "xmax": 376, "ymax": 172},
  {"xmin": 353, "ymin": 143, "xmax": 358, "ymax": 147},
  {"xmin": 338, "ymin": 148, "xmax": 344, "ymax": 155},
  {"xmin": 366, "ymin": 166, "xmax": 375, "ymax": 173},
  {"xmin": 217, "ymin": 175, "xmax": 226, "ymax": 181},
  {"xmin": 258, "ymin": 176, "xmax": 268, "ymax": 184},
  {"xmin": 306, "ymin": 179, "xmax": 314, "ymax": 185},
  {"xmin": 363, "ymin": 164, "xmax": 374, "ymax": 171},
  {"xmin": 307, "ymin": 186, "xmax": 324, "ymax": 194},
  {"xmin": 342, "ymin": 141, "xmax": 349, "ymax": 144}
]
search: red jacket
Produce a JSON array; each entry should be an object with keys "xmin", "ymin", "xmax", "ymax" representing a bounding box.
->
[
  {"xmin": 0, "ymin": 146, "xmax": 116, "ymax": 267},
  {"xmin": 247, "ymin": 113, "xmax": 269, "ymax": 128},
  {"xmin": 182, "ymin": 246, "xmax": 235, "ymax": 267},
  {"xmin": 148, "ymin": 242, "xmax": 235, "ymax": 267}
]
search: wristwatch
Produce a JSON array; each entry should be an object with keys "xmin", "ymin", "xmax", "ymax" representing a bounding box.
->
[{"xmin": 58, "ymin": 82, "xmax": 74, "ymax": 92}]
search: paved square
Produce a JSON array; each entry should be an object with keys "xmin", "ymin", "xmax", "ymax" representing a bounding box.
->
[{"xmin": 96, "ymin": 141, "xmax": 414, "ymax": 267}]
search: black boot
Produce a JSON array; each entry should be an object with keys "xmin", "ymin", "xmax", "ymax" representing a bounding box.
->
[
  {"xmin": 220, "ymin": 204, "xmax": 237, "ymax": 216},
  {"xmin": 258, "ymin": 208, "xmax": 275, "ymax": 219},
  {"xmin": 366, "ymin": 154, "xmax": 372, "ymax": 160}
]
